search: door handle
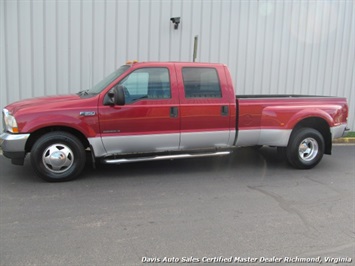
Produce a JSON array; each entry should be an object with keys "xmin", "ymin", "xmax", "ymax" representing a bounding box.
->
[
  {"xmin": 170, "ymin": 107, "xmax": 178, "ymax": 118},
  {"xmin": 221, "ymin": 105, "xmax": 229, "ymax": 116}
]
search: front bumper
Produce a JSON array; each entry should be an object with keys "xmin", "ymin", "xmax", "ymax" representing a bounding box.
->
[{"xmin": 0, "ymin": 132, "xmax": 30, "ymax": 165}]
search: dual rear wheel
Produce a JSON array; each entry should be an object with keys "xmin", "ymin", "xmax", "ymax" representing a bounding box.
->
[{"xmin": 282, "ymin": 127, "xmax": 325, "ymax": 169}]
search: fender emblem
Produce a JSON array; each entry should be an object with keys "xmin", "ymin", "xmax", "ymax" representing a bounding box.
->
[
  {"xmin": 103, "ymin": 130, "xmax": 121, "ymax": 133},
  {"xmin": 80, "ymin": 111, "xmax": 96, "ymax": 116}
]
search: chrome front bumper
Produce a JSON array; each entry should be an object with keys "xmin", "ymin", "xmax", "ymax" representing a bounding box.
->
[{"xmin": 0, "ymin": 132, "xmax": 30, "ymax": 165}]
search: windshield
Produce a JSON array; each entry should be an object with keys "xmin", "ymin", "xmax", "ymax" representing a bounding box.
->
[{"xmin": 84, "ymin": 65, "xmax": 130, "ymax": 95}]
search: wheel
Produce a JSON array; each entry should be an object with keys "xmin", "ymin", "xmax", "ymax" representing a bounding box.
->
[
  {"xmin": 286, "ymin": 128, "xmax": 324, "ymax": 169},
  {"xmin": 30, "ymin": 132, "xmax": 86, "ymax": 182}
]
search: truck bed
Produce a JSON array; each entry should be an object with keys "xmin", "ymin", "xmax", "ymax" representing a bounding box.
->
[
  {"xmin": 237, "ymin": 94, "xmax": 335, "ymax": 99},
  {"xmin": 235, "ymin": 94, "xmax": 348, "ymax": 147}
]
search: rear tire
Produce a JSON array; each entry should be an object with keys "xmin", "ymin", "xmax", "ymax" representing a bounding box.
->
[
  {"xmin": 286, "ymin": 128, "xmax": 324, "ymax": 169},
  {"xmin": 30, "ymin": 132, "xmax": 86, "ymax": 182}
]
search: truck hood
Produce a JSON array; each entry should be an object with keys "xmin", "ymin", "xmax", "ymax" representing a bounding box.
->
[{"xmin": 5, "ymin": 94, "xmax": 87, "ymax": 114}]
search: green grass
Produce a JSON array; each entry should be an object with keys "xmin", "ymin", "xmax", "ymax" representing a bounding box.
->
[{"xmin": 345, "ymin": 131, "xmax": 355, "ymax": 138}]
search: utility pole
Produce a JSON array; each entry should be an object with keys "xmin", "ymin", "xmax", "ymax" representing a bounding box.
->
[{"xmin": 193, "ymin": 35, "xmax": 198, "ymax": 62}]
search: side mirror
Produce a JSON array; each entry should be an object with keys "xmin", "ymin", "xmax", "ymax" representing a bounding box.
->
[
  {"xmin": 114, "ymin": 85, "xmax": 126, "ymax": 105},
  {"xmin": 104, "ymin": 85, "xmax": 125, "ymax": 106}
]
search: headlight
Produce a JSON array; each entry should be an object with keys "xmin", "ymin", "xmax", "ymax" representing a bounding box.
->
[{"xmin": 3, "ymin": 109, "xmax": 19, "ymax": 133}]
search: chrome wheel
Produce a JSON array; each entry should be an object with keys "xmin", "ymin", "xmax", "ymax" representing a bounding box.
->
[
  {"xmin": 31, "ymin": 132, "xmax": 86, "ymax": 182},
  {"xmin": 298, "ymin": 137, "xmax": 318, "ymax": 162},
  {"xmin": 42, "ymin": 144, "xmax": 74, "ymax": 173},
  {"xmin": 286, "ymin": 128, "xmax": 324, "ymax": 169}
]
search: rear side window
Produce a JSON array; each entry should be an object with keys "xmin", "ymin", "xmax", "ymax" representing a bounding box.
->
[{"xmin": 182, "ymin": 67, "xmax": 222, "ymax": 98}]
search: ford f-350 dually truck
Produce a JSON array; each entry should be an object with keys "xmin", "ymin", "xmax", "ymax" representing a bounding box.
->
[{"xmin": 0, "ymin": 62, "xmax": 349, "ymax": 181}]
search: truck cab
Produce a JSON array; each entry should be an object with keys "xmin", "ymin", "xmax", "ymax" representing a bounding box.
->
[{"xmin": 96, "ymin": 62, "xmax": 236, "ymax": 156}]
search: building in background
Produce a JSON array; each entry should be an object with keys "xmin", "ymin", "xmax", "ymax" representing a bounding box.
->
[{"xmin": 1, "ymin": 0, "xmax": 354, "ymax": 129}]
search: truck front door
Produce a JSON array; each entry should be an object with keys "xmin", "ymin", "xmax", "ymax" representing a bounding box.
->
[{"xmin": 99, "ymin": 66, "xmax": 180, "ymax": 154}]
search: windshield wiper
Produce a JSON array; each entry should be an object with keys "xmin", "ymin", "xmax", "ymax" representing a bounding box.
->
[{"xmin": 77, "ymin": 90, "xmax": 90, "ymax": 96}]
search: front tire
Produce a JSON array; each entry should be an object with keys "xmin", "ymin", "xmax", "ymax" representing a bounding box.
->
[
  {"xmin": 30, "ymin": 132, "xmax": 86, "ymax": 182},
  {"xmin": 286, "ymin": 128, "xmax": 324, "ymax": 169}
]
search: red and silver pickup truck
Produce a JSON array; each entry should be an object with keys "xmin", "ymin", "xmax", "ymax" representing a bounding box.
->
[{"xmin": 1, "ymin": 62, "xmax": 349, "ymax": 182}]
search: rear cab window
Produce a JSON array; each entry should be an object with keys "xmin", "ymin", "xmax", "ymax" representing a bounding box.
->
[{"xmin": 182, "ymin": 67, "xmax": 222, "ymax": 98}]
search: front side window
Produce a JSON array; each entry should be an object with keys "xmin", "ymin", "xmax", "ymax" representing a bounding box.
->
[
  {"xmin": 182, "ymin": 67, "xmax": 222, "ymax": 98},
  {"xmin": 119, "ymin": 68, "xmax": 171, "ymax": 103}
]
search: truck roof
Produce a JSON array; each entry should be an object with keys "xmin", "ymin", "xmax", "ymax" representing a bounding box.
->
[{"xmin": 126, "ymin": 61, "xmax": 227, "ymax": 68}]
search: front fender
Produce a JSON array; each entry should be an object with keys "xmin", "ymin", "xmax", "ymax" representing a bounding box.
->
[{"xmin": 17, "ymin": 112, "xmax": 99, "ymax": 138}]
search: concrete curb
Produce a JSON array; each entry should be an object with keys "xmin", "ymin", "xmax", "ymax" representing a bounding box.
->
[{"xmin": 332, "ymin": 137, "xmax": 355, "ymax": 144}]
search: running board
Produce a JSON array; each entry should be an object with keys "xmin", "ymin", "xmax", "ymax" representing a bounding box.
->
[{"xmin": 103, "ymin": 151, "xmax": 231, "ymax": 164}]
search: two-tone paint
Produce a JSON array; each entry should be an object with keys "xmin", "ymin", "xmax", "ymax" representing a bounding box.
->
[{"xmin": 1, "ymin": 62, "xmax": 349, "ymax": 167}]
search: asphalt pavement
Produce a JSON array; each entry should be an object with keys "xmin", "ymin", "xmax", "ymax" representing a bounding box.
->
[{"xmin": 0, "ymin": 145, "xmax": 354, "ymax": 266}]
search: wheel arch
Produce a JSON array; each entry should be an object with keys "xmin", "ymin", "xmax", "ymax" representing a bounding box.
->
[
  {"xmin": 25, "ymin": 126, "xmax": 90, "ymax": 153},
  {"xmin": 290, "ymin": 117, "xmax": 331, "ymax": 155}
]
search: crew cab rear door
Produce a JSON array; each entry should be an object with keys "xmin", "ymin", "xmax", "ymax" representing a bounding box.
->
[
  {"xmin": 98, "ymin": 64, "xmax": 180, "ymax": 154},
  {"xmin": 175, "ymin": 64, "xmax": 232, "ymax": 149}
]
